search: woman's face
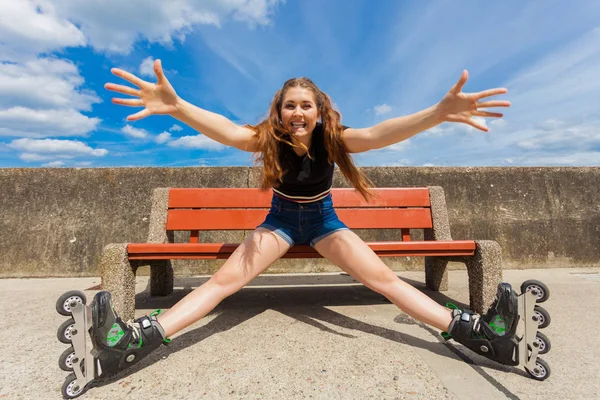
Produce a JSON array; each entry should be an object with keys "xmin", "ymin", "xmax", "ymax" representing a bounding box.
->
[{"xmin": 280, "ymin": 87, "xmax": 320, "ymax": 138}]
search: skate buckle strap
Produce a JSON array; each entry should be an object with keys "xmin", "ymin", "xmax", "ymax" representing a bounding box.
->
[
  {"xmin": 147, "ymin": 308, "xmax": 171, "ymax": 344},
  {"xmin": 441, "ymin": 303, "xmax": 460, "ymax": 340},
  {"xmin": 139, "ymin": 316, "xmax": 152, "ymax": 330},
  {"xmin": 147, "ymin": 310, "xmax": 171, "ymax": 344}
]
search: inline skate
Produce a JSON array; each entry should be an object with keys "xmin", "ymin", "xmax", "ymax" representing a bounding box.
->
[
  {"xmin": 55, "ymin": 290, "xmax": 169, "ymax": 398},
  {"xmin": 442, "ymin": 280, "xmax": 551, "ymax": 380}
]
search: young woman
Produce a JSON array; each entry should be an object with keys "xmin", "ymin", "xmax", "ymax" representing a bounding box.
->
[{"xmin": 87, "ymin": 59, "xmax": 511, "ymax": 387}]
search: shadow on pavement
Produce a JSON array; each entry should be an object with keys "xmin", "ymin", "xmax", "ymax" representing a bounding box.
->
[{"xmin": 92, "ymin": 273, "xmax": 521, "ymax": 390}]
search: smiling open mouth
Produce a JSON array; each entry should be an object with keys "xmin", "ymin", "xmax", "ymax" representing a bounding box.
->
[{"xmin": 291, "ymin": 122, "xmax": 306, "ymax": 129}]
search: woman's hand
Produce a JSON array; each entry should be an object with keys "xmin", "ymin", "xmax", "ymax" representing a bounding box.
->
[
  {"xmin": 436, "ymin": 70, "xmax": 511, "ymax": 131},
  {"xmin": 104, "ymin": 59, "xmax": 178, "ymax": 121}
]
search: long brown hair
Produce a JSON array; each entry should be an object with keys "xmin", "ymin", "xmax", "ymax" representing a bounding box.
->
[{"xmin": 248, "ymin": 77, "xmax": 375, "ymax": 201}]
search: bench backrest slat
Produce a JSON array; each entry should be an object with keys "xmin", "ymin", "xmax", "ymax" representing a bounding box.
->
[
  {"xmin": 165, "ymin": 188, "xmax": 433, "ymax": 231},
  {"xmin": 168, "ymin": 188, "xmax": 431, "ymax": 208},
  {"xmin": 167, "ymin": 208, "xmax": 433, "ymax": 230}
]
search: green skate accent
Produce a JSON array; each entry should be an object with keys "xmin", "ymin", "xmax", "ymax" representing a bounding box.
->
[
  {"xmin": 445, "ymin": 302, "xmax": 459, "ymax": 310},
  {"xmin": 106, "ymin": 323, "xmax": 125, "ymax": 347},
  {"xmin": 489, "ymin": 315, "xmax": 506, "ymax": 335},
  {"xmin": 150, "ymin": 309, "xmax": 162, "ymax": 317}
]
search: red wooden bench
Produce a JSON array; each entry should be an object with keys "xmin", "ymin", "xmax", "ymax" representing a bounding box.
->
[{"xmin": 100, "ymin": 187, "xmax": 502, "ymax": 320}]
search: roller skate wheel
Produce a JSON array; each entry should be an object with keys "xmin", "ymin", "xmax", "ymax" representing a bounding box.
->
[
  {"xmin": 57, "ymin": 318, "xmax": 76, "ymax": 344},
  {"xmin": 58, "ymin": 346, "xmax": 79, "ymax": 371},
  {"xmin": 533, "ymin": 305, "xmax": 551, "ymax": 329},
  {"xmin": 56, "ymin": 291, "xmax": 87, "ymax": 316},
  {"xmin": 528, "ymin": 332, "xmax": 551, "ymax": 355},
  {"xmin": 525, "ymin": 358, "xmax": 550, "ymax": 381},
  {"xmin": 61, "ymin": 373, "xmax": 87, "ymax": 399},
  {"xmin": 521, "ymin": 280, "xmax": 550, "ymax": 303},
  {"xmin": 535, "ymin": 332, "xmax": 551, "ymax": 354}
]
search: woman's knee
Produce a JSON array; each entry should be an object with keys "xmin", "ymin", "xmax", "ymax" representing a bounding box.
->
[
  {"xmin": 205, "ymin": 234, "xmax": 284, "ymax": 296},
  {"xmin": 204, "ymin": 265, "xmax": 248, "ymax": 298}
]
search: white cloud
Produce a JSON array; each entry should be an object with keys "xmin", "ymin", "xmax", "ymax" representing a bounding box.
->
[
  {"xmin": 513, "ymin": 151, "xmax": 600, "ymax": 166},
  {"xmin": 489, "ymin": 119, "xmax": 507, "ymax": 128},
  {"xmin": 0, "ymin": 58, "xmax": 101, "ymax": 111},
  {"xmin": 168, "ymin": 134, "xmax": 226, "ymax": 150},
  {"xmin": 0, "ymin": 58, "xmax": 101, "ymax": 139},
  {"xmin": 42, "ymin": 161, "xmax": 66, "ymax": 167},
  {"xmin": 386, "ymin": 139, "xmax": 411, "ymax": 152},
  {"xmin": 420, "ymin": 117, "xmax": 490, "ymax": 138},
  {"xmin": 517, "ymin": 123, "xmax": 600, "ymax": 151},
  {"xmin": 421, "ymin": 125, "xmax": 449, "ymax": 138},
  {"xmin": 0, "ymin": 0, "xmax": 283, "ymax": 144},
  {"xmin": 45, "ymin": 0, "xmax": 283, "ymax": 54},
  {"xmin": 464, "ymin": 117, "xmax": 488, "ymax": 132},
  {"xmin": 535, "ymin": 119, "xmax": 563, "ymax": 131},
  {"xmin": 0, "ymin": 0, "xmax": 86, "ymax": 62},
  {"xmin": 139, "ymin": 56, "xmax": 155, "ymax": 78},
  {"xmin": 20, "ymin": 153, "xmax": 73, "ymax": 162},
  {"xmin": 11, "ymin": 138, "xmax": 107, "ymax": 164},
  {"xmin": 169, "ymin": 124, "xmax": 183, "ymax": 132},
  {"xmin": 0, "ymin": 107, "xmax": 100, "ymax": 138},
  {"xmin": 381, "ymin": 159, "xmax": 410, "ymax": 166},
  {"xmin": 373, "ymin": 104, "xmax": 392, "ymax": 116},
  {"xmin": 229, "ymin": 0, "xmax": 282, "ymax": 25},
  {"xmin": 9, "ymin": 138, "xmax": 108, "ymax": 156},
  {"xmin": 156, "ymin": 131, "xmax": 171, "ymax": 144},
  {"xmin": 121, "ymin": 125, "xmax": 149, "ymax": 139}
]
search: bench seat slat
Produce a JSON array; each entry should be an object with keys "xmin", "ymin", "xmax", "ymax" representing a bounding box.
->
[
  {"xmin": 129, "ymin": 251, "xmax": 473, "ymax": 259},
  {"xmin": 168, "ymin": 188, "xmax": 431, "ymax": 208},
  {"xmin": 128, "ymin": 241, "xmax": 476, "ymax": 260},
  {"xmin": 167, "ymin": 208, "xmax": 433, "ymax": 230}
]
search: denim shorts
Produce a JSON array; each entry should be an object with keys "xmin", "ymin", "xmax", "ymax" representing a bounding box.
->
[{"xmin": 257, "ymin": 193, "xmax": 349, "ymax": 247}]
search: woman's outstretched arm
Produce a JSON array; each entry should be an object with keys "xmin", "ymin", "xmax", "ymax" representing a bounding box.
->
[
  {"xmin": 105, "ymin": 59, "xmax": 258, "ymax": 152},
  {"xmin": 342, "ymin": 70, "xmax": 510, "ymax": 153}
]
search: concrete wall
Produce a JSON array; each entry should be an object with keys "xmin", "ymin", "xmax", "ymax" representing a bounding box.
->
[{"xmin": 1, "ymin": 167, "xmax": 598, "ymax": 277}]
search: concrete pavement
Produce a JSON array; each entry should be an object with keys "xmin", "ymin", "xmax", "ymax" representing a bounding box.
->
[{"xmin": 1, "ymin": 267, "xmax": 598, "ymax": 400}]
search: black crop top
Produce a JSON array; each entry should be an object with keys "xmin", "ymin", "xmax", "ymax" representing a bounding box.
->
[{"xmin": 272, "ymin": 123, "xmax": 349, "ymax": 202}]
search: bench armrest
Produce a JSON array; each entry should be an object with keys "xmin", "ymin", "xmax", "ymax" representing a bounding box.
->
[
  {"xmin": 425, "ymin": 186, "xmax": 452, "ymax": 241},
  {"xmin": 147, "ymin": 187, "xmax": 174, "ymax": 244}
]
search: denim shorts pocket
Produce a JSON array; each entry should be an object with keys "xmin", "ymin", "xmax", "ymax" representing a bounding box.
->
[{"xmin": 320, "ymin": 204, "xmax": 334, "ymax": 216}]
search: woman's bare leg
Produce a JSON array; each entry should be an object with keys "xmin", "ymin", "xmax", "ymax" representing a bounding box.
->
[
  {"xmin": 313, "ymin": 230, "xmax": 453, "ymax": 331},
  {"xmin": 157, "ymin": 228, "xmax": 291, "ymax": 337}
]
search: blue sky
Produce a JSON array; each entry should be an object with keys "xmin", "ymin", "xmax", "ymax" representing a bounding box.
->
[{"xmin": 1, "ymin": 0, "xmax": 599, "ymax": 168}]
